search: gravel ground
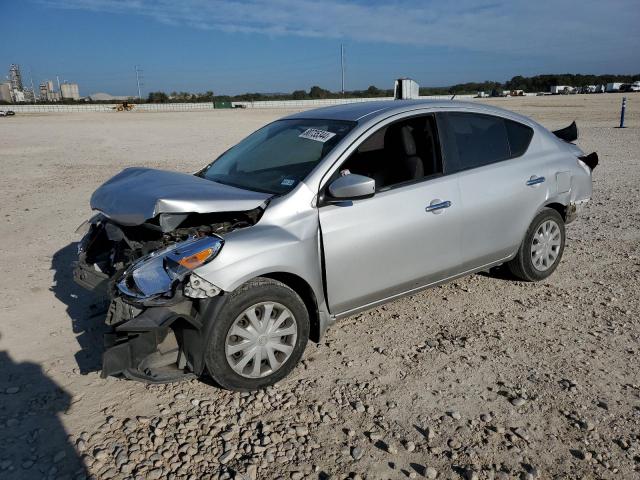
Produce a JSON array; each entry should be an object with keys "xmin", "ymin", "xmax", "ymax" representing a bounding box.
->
[{"xmin": 0, "ymin": 93, "xmax": 638, "ymax": 480}]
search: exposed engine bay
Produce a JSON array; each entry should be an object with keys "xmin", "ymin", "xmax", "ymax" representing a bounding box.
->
[{"xmin": 74, "ymin": 207, "xmax": 263, "ymax": 383}]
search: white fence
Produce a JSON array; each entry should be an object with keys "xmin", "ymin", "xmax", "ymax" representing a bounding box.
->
[
  {"xmin": 1, "ymin": 94, "xmax": 479, "ymax": 113},
  {"xmin": 0, "ymin": 102, "xmax": 220, "ymax": 113}
]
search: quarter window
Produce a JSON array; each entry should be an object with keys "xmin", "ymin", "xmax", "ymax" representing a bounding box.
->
[
  {"xmin": 439, "ymin": 113, "xmax": 533, "ymax": 174},
  {"xmin": 505, "ymin": 119, "xmax": 534, "ymax": 157}
]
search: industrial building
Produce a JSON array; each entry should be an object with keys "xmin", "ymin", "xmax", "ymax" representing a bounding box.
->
[
  {"xmin": 9, "ymin": 64, "xmax": 23, "ymax": 92},
  {"xmin": 12, "ymin": 90, "xmax": 25, "ymax": 102},
  {"xmin": 38, "ymin": 82, "xmax": 47, "ymax": 100},
  {"xmin": 23, "ymin": 88, "xmax": 36, "ymax": 102},
  {"xmin": 39, "ymin": 80, "xmax": 61, "ymax": 101},
  {"xmin": 4, "ymin": 64, "xmax": 82, "ymax": 103}
]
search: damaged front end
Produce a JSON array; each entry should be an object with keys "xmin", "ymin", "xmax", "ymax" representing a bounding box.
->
[{"xmin": 74, "ymin": 207, "xmax": 262, "ymax": 383}]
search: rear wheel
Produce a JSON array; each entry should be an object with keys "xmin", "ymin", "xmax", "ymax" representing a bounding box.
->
[
  {"xmin": 205, "ymin": 277, "xmax": 309, "ymax": 391},
  {"xmin": 508, "ymin": 208, "xmax": 565, "ymax": 281}
]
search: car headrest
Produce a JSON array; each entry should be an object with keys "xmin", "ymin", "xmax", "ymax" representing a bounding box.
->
[{"xmin": 400, "ymin": 125, "xmax": 417, "ymax": 156}]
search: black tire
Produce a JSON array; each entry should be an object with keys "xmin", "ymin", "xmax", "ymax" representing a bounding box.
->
[
  {"xmin": 204, "ymin": 277, "xmax": 309, "ymax": 391},
  {"xmin": 507, "ymin": 208, "xmax": 566, "ymax": 281}
]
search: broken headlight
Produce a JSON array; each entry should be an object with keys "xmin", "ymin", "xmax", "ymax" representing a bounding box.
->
[{"xmin": 117, "ymin": 236, "xmax": 223, "ymax": 301}]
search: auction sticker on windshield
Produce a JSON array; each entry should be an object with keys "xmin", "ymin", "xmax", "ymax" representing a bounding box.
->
[{"xmin": 299, "ymin": 128, "xmax": 336, "ymax": 143}]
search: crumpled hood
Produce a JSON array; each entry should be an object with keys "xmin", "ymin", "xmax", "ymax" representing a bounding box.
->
[{"xmin": 90, "ymin": 167, "xmax": 271, "ymax": 226}]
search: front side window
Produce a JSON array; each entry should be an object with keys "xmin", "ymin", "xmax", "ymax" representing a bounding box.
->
[
  {"xmin": 336, "ymin": 115, "xmax": 442, "ymax": 192},
  {"xmin": 439, "ymin": 112, "xmax": 534, "ymax": 174},
  {"xmin": 202, "ymin": 119, "xmax": 355, "ymax": 194}
]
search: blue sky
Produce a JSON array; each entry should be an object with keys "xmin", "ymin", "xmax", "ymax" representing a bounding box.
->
[{"xmin": 2, "ymin": 0, "xmax": 639, "ymax": 96}]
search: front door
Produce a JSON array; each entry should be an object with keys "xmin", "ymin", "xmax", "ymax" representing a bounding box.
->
[{"xmin": 319, "ymin": 174, "xmax": 463, "ymax": 315}]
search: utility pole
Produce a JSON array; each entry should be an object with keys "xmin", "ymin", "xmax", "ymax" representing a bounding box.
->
[
  {"xmin": 135, "ymin": 65, "xmax": 143, "ymax": 101},
  {"xmin": 340, "ymin": 44, "xmax": 345, "ymax": 96},
  {"xmin": 29, "ymin": 68, "xmax": 36, "ymax": 103}
]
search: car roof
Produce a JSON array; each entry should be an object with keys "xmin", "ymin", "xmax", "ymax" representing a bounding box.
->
[{"xmin": 283, "ymin": 99, "xmax": 534, "ymax": 125}]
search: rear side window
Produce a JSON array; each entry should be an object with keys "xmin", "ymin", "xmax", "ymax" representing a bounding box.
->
[
  {"xmin": 505, "ymin": 119, "xmax": 534, "ymax": 157},
  {"xmin": 439, "ymin": 112, "xmax": 533, "ymax": 174}
]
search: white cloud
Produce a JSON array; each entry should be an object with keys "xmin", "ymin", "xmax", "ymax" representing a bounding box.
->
[{"xmin": 44, "ymin": 0, "xmax": 640, "ymax": 59}]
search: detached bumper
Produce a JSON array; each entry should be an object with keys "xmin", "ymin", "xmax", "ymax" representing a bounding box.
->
[
  {"xmin": 73, "ymin": 254, "xmax": 110, "ymax": 295},
  {"xmin": 101, "ymin": 302, "xmax": 197, "ymax": 383}
]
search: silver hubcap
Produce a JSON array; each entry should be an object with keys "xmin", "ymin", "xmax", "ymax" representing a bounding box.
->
[
  {"xmin": 531, "ymin": 219, "xmax": 561, "ymax": 271},
  {"xmin": 225, "ymin": 302, "xmax": 297, "ymax": 378}
]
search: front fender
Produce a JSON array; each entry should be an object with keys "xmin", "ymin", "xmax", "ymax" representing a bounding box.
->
[{"xmin": 194, "ymin": 214, "xmax": 326, "ymax": 308}]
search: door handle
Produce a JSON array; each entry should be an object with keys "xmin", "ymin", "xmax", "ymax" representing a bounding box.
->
[
  {"xmin": 425, "ymin": 199, "xmax": 451, "ymax": 214},
  {"xmin": 526, "ymin": 175, "xmax": 545, "ymax": 186}
]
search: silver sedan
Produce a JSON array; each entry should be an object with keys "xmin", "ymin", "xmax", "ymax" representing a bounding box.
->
[{"xmin": 75, "ymin": 100, "xmax": 597, "ymax": 391}]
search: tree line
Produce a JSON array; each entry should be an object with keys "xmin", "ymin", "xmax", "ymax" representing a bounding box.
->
[
  {"xmin": 143, "ymin": 73, "xmax": 639, "ymax": 103},
  {"xmin": 6, "ymin": 72, "xmax": 637, "ymax": 105}
]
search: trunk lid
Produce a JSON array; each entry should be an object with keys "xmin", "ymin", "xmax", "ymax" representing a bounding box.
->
[{"xmin": 90, "ymin": 167, "xmax": 271, "ymax": 226}]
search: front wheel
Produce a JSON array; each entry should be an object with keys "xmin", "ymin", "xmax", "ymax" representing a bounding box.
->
[
  {"xmin": 204, "ymin": 277, "xmax": 309, "ymax": 391},
  {"xmin": 507, "ymin": 208, "xmax": 566, "ymax": 281}
]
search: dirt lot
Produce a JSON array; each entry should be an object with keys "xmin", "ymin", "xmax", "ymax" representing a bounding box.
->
[{"xmin": 0, "ymin": 94, "xmax": 638, "ymax": 480}]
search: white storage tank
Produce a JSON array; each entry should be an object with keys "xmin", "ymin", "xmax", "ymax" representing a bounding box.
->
[
  {"xmin": 0, "ymin": 82, "xmax": 12, "ymax": 102},
  {"xmin": 61, "ymin": 82, "xmax": 81, "ymax": 100}
]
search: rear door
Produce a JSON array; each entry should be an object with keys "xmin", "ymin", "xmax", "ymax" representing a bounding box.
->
[{"xmin": 437, "ymin": 112, "xmax": 548, "ymax": 269}]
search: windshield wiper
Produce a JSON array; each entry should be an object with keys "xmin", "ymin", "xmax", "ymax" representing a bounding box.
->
[{"xmin": 206, "ymin": 176, "xmax": 278, "ymax": 195}]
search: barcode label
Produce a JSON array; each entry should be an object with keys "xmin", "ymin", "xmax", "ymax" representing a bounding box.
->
[{"xmin": 299, "ymin": 128, "xmax": 336, "ymax": 143}]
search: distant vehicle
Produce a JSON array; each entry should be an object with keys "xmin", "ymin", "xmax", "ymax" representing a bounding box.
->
[
  {"xmin": 550, "ymin": 85, "xmax": 574, "ymax": 95},
  {"xmin": 0, "ymin": 110, "xmax": 15, "ymax": 117},
  {"xmin": 510, "ymin": 90, "xmax": 525, "ymax": 96},
  {"xmin": 606, "ymin": 82, "xmax": 623, "ymax": 92},
  {"xmin": 620, "ymin": 82, "xmax": 640, "ymax": 92},
  {"xmin": 74, "ymin": 100, "xmax": 598, "ymax": 391},
  {"xmin": 113, "ymin": 101, "xmax": 135, "ymax": 112}
]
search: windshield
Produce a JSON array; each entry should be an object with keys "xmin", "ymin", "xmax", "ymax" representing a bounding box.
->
[{"xmin": 202, "ymin": 118, "xmax": 355, "ymax": 194}]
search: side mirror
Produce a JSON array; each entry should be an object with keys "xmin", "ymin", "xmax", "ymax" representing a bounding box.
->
[{"xmin": 327, "ymin": 174, "xmax": 375, "ymax": 200}]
